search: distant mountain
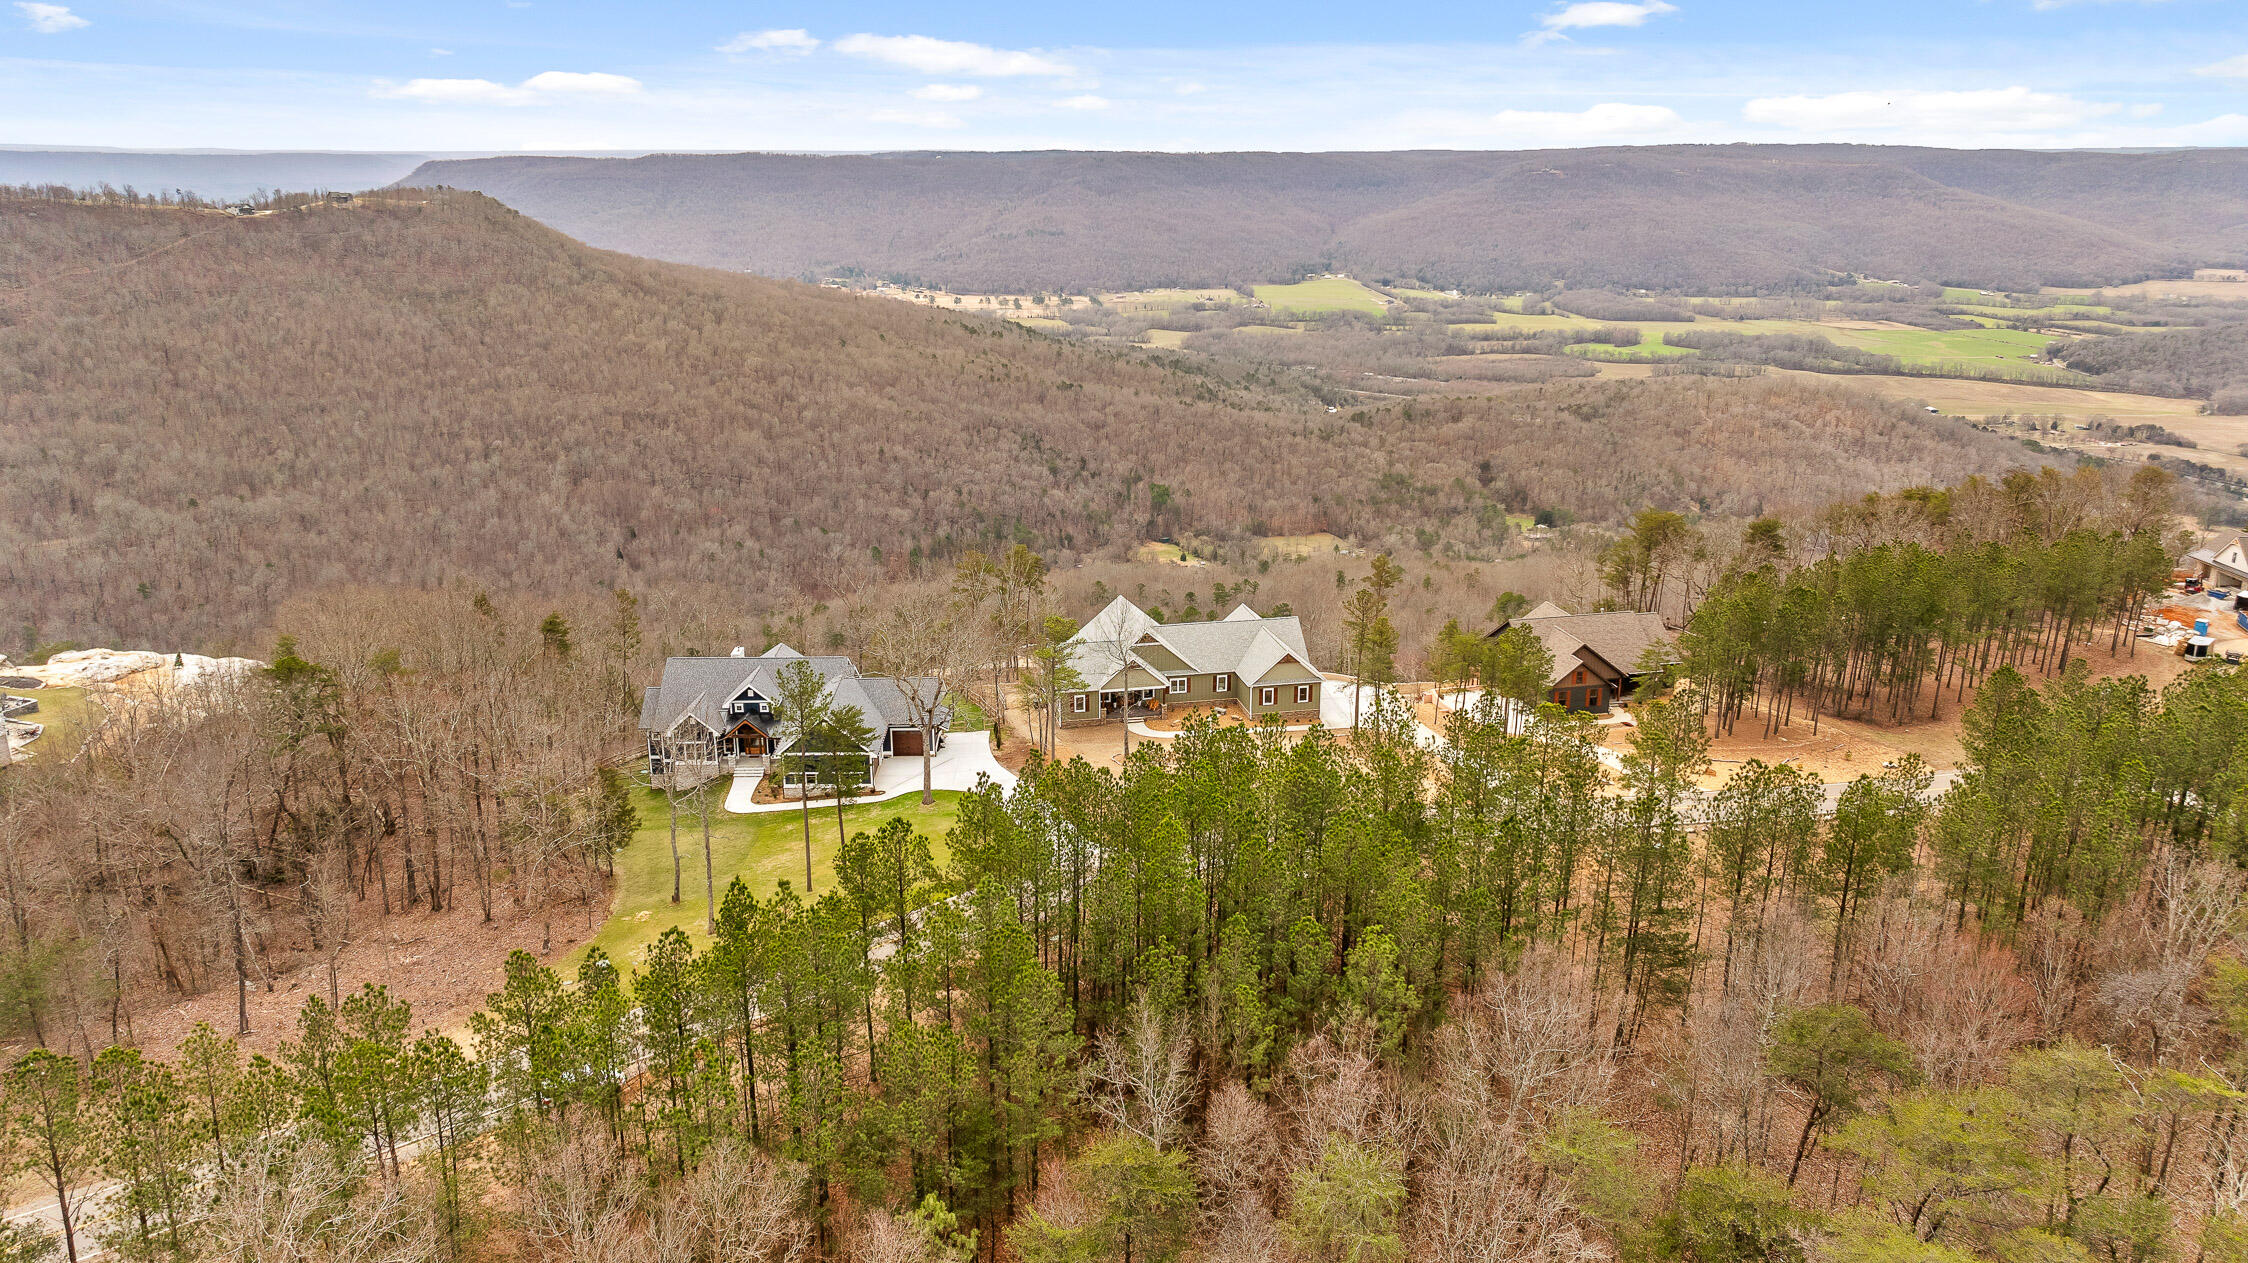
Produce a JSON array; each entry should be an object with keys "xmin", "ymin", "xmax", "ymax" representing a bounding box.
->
[
  {"xmin": 0, "ymin": 188, "xmax": 2014, "ymax": 647},
  {"xmin": 402, "ymin": 145, "xmax": 2248, "ymax": 294},
  {"xmin": 0, "ymin": 149, "xmax": 436, "ymax": 200}
]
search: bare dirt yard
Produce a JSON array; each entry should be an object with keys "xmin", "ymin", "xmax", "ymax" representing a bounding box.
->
[
  {"xmin": 1661, "ymin": 631, "xmax": 2191, "ymax": 789},
  {"xmin": 123, "ymin": 895, "xmax": 595, "ymax": 1058}
]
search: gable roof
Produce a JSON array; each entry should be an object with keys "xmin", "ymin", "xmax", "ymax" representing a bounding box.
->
[
  {"xmin": 1493, "ymin": 604, "xmax": 1675, "ymax": 679},
  {"xmin": 2188, "ymin": 536, "xmax": 2248, "ymax": 581},
  {"xmin": 1063, "ymin": 598, "xmax": 1321, "ymax": 687},
  {"xmin": 825, "ymin": 673, "xmax": 945, "ymax": 731},
  {"xmin": 640, "ymin": 649, "xmax": 856, "ymax": 737}
]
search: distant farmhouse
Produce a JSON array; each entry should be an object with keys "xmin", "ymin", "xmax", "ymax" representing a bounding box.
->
[
  {"xmin": 1487, "ymin": 602, "xmax": 1674, "ymax": 714},
  {"xmin": 1061, "ymin": 597, "xmax": 1323, "ymax": 726},
  {"xmin": 639, "ymin": 645, "xmax": 946, "ymax": 791}
]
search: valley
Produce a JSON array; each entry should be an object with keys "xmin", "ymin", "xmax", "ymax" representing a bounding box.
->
[{"xmin": 8, "ymin": 128, "xmax": 2248, "ymax": 1263}]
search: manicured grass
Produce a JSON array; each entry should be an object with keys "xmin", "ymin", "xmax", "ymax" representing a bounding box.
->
[
  {"xmin": 947, "ymin": 693, "xmax": 987, "ymax": 732},
  {"xmin": 3, "ymin": 685, "xmax": 97, "ymax": 761},
  {"xmin": 1254, "ymin": 277, "xmax": 1390, "ymax": 316},
  {"xmin": 580, "ymin": 785, "xmax": 964, "ymax": 972}
]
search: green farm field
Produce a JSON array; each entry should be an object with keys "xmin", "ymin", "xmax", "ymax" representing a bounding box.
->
[
  {"xmin": 578, "ymin": 785, "xmax": 964, "ymax": 971},
  {"xmin": 1255, "ymin": 277, "xmax": 1391, "ymax": 315}
]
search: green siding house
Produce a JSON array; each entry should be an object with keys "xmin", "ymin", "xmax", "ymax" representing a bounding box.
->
[{"xmin": 1061, "ymin": 597, "xmax": 1324, "ymax": 726}]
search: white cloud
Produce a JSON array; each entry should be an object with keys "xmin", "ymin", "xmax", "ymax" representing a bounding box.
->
[
  {"xmin": 868, "ymin": 107, "xmax": 964, "ymax": 129},
  {"xmin": 16, "ymin": 2, "xmax": 87, "ymax": 32},
  {"xmin": 374, "ymin": 70, "xmax": 642, "ymax": 106},
  {"xmin": 1485, "ymin": 101, "xmax": 1683, "ymax": 140},
  {"xmin": 430, "ymin": 48, "xmax": 453, "ymax": 56},
  {"xmin": 2127, "ymin": 102, "xmax": 2162, "ymax": 118},
  {"xmin": 911, "ymin": 83, "xmax": 982, "ymax": 102},
  {"xmin": 1057, "ymin": 94, "xmax": 1110, "ymax": 110},
  {"xmin": 1742, "ymin": 86, "xmax": 2116, "ymax": 134},
  {"xmin": 518, "ymin": 70, "xmax": 642, "ymax": 95},
  {"xmin": 1528, "ymin": 1, "xmax": 1676, "ymax": 43},
  {"xmin": 717, "ymin": 28, "xmax": 818, "ymax": 55},
  {"xmin": 1174, "ymin": 81, "xmax": 1207, "ymax": 95},
  {"xmin": 2196, "ymin": 53, "xmax": 2248, "ymax": 78},
  {"xmin": 833, "ymin": 33, "xmax": 1072, "ymax": 77}
]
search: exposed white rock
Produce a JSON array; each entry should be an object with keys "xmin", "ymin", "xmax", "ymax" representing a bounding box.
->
[
  {"xmin": 30, "ymin": 649, "xmax": 167, "ymax": 685},
  {"xmin": 20, "ymin": 649, "xmax": 265, "ymax": 689},
  {"xmin": 174, "ymin": 654, "xmax": 263, "ymax": 687}
]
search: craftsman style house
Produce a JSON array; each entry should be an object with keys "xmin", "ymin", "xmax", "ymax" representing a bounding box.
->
[
  {"xmin": 1488, "ymin": 602, "xmax": 1674, "ymax": 714},
  {"xmin": 639, "ymin": 645, "xmax": 947, "ymax": 790},
  {"xmin": 1060, "ymin": 597, "xmax": 1323, "ymax": 726},
  {"xmin": 2184, "ymin": 536, "xmax": 2248, "ymax": 589}
]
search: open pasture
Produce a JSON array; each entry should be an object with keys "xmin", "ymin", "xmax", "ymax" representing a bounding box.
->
[{"xmin": 1254, "ymin": 276, "xmax": 1392, "ymax": 315}]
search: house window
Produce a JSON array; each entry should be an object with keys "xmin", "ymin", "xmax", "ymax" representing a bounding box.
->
[
  {"xmin": 1168, "ymin": 676, "xmax": 1189, "ymax": 694},
  {"xmin": 1215, "ymin": 674, "xmax": 1229, "ymax": 693},
  {"xmin": 1297, "ymin": 684, "xmax": 1312, "ymax": 705},
  {"xmin": 1072, "ymin": 694, "xmax": 1087, "ymax": 714},
  {"xmin": 1260, "ymin": 687, "xmax": 1276, "ymax": 706}
]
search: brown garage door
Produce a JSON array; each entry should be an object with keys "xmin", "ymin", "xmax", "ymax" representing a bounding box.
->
[{"xmin": 892, "ymin": 729, "xmax": 924, "ymax": 756}]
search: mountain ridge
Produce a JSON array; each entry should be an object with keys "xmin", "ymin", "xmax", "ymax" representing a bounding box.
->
[{"xmin": 401, "ymin": 144, "xmax": 2248, "ymax": 293}]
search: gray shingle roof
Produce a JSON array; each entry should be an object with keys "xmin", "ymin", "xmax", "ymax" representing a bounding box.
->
[
  {"xmin": 1065, "ymin": 598, "xmax": 1318, "ymax": 685},
  {"xmin": 1496, "ymin": 605, "xmax": 1675, "ymax": 683},
  {"xmin": 640, "ymin": 651, "xmax": 856, "ymax": 737}
]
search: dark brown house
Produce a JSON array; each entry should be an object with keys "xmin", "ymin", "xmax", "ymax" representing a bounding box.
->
[{"xmin": 1488, "ymin": 602, "xmax": 1674, "ymax": 713}]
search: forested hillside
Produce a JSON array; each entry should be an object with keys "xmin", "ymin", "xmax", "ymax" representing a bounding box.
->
[
  {"xmin": 403, "ymin": 145, "xmax": 2248, "ymax": 293},
  {"xmin": 0, "ymin": 189, "xmax": 2019, "ymax": 652},
  {"xmin": 2053, "ymin": 321, "xmax": 2248, "ymax": 411},
  {"xmin": 5, "ymin": 472, "xmax": 2247, "ymax": 1263}
]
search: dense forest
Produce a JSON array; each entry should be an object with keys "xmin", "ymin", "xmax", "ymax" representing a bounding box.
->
[
  {"xmin": 0, "ymin": 189, "xmax": 2021, "ymax": 653},
  {"xmin": 2053, "ymin": 322, "xmax": 2248, "ymax": 412},
  {"xmin": 405, "ymin": 145, "xmax": 2248, "ymax": 294},
  {"xmin": 3, "ymin": 470, "xmax": 2248, "ymax": 1263}
]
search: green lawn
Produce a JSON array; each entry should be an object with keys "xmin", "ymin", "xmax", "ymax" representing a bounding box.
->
[
  {"xmin": 3, "ymin": 686, "xmax": 97, "ymax": 761},
  {"xmin": 947, "ymin": 693, "xmax": 988, "ymax": 732},
  {"xmin": 579, "ymin": 785, "xmax": 964, "ymax": 973},
  {"xmin": 1254, "ymin": 277, "xmax": 1391, "ymax": 316}
]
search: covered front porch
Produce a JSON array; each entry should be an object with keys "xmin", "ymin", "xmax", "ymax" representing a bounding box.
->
[{"xmin": 1099, "ymin": 686, "xmax": 1166, "ymax": 720}]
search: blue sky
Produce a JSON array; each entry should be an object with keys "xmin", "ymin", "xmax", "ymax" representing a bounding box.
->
[{"xmin": 3, "ymin": 0, "xmax": 2246, "ymax": 151}]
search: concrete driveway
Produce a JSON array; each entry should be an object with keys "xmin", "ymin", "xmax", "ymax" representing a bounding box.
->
[{"xmin": 724, "ymin": 730, "xmax": 1016, "ymax": 814}]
